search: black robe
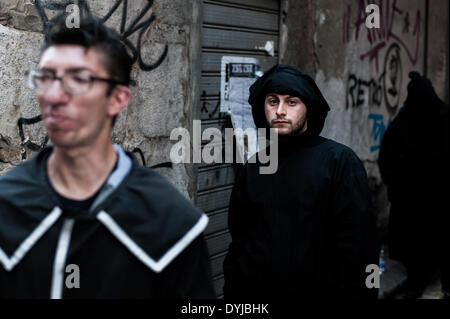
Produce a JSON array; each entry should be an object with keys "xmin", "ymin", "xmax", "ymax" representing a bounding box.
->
[
  {"xmin": 0, "ymin": 145, "xmax": 215, "ymax": 298},
  {"xmin": 224, "ymin": 64, "xmax": 379, "ymax": 299},
  {"xmin": 223, "ymin": 134, "xmax": 379, "ymax": 299},
  {"xmin": 378, "ymin": 72, "xmax": 449, "ymax": 284}
]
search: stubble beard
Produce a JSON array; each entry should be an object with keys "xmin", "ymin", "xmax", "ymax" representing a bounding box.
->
[{"xmin": 270, "ymin": 116, "xmax": 308, "ymax": 138}]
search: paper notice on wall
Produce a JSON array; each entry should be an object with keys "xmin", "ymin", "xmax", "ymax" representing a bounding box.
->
[{"xmin": 220, "ymin": 56, "xmax": 263, "ymax": 162}]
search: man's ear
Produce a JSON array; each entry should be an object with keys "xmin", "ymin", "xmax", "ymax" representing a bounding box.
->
[{"xmin": 107, "ymin": 85, "xmax": 131, "ymax": 117}]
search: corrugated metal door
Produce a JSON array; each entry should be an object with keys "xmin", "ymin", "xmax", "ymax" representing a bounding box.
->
[{"xmin": 198, "ymin": 0, "xmax": 280, "ymax": 298}]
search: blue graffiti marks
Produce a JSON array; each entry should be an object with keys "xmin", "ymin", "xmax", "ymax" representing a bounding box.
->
[{"xmin": 368, "ymin": 113, "xmax": 391, "ymax": 152}]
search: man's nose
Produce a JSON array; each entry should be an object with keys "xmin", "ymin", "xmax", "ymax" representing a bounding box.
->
[
  {"xmin": 276, "ymin": 101, "xmax": 287, "ymax": 116},
  {"xmin": 40, "ymin": 79, "xmax": 70, "ymax": 104}
]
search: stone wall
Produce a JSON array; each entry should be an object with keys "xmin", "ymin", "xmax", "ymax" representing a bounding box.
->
[
  {"xmin": 0, "ymin": 0, "xmax": 201, "ymax": 200},
  {"xmin": 280, "ymin": 0, "xmax": 449, "ymax": 241}
]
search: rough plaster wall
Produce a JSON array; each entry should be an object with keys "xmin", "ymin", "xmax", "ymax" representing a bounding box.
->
[
  {"xmin": 0, "ymin": 0, "xmax": 198, "ymax": 200},
  {"xmin": 186, "ymin": 0, "xmax": 202, "ymax": 203},
  {"xmin": 280, "ymin": 0, "xmax": 450, "ymax": 241},
  {"xmin": 279, "ymin": 0, "xmax": 317, "ymax": 76},
  {"xmin": 0, "ymin": 23, "xmax": 43, "ymax": 173}
]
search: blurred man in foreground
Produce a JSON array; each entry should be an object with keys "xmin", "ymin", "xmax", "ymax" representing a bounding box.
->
[{"xmin": 0, "ymin": 13, "xmax": 214, "ymax": 299}]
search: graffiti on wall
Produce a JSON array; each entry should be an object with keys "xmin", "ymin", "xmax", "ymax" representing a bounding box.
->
[
  {"xmin": 347, "ymin": 43, "xmax": 402, "ymax": 114},
  {"xmin": 17, "ymin": 115, "xmax": 48, "ymax": 160},
  {"xmin": 200, "ymin": 91, "xmax": 221, "ymax": 119},
  {"xmin": 342, "ymin": 0, "xmax": 423, "ymax": 153},
  {"xmin": 368, "ymin": 113, "xmax": 391, "ymax": 152},
  {"xmin": 34, "ymin": 0, "xmax": 168, "ymax": 71},
  {"xmin": 132, "ymin": 147, "xmax": 172, "ymax": 168},
  {"xmin": 343, "ymin": 0, "xmax": 422, "ymax": 72},
  {"xmin": 16, "ymin": 0, "xmax": 167, "ymax": 163}
]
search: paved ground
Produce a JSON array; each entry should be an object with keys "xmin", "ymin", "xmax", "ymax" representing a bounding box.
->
[
  {"xmin": 394, "ymin": 272, "xmax": 445, "ymax": 299},
  {"xmin": 379, "ymin": 245, "xmax": 445, "ymax": 299},
  {"xmin": 379, "ymin": 257, "xmax": 408, "ymax": 299}
]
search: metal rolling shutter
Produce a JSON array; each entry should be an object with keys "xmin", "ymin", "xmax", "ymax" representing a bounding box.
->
[{"xmin": 198, "ymin": 0, "xmax": 280, "ymax": 298}]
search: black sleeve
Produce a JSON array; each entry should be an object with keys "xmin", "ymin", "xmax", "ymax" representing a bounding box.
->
[
  {"xmin": 155, "ymin": 234, "xmax": 216, "ymax": 299},
  {"xmin": 331, "ymin": 150, "xmax": 380, "ymax": 299}
]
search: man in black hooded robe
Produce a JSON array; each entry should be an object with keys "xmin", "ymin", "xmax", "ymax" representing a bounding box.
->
[
  {"xmin": 378, "ymin": 72, "xmax": 449, "ymax": 299},
  {"xmin": 223, "ymin": 64, "xmax": 379, "ymax": 299}
]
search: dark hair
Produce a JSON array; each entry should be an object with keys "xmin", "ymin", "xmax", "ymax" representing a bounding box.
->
[{"xmin": 42, "ymin": 13, "xmax": 134, "ymax": 125}]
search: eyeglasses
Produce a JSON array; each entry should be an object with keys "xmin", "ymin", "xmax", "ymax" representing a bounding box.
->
[{"xmin": 25, "ymin": 69, "xmax": 131, "ymax": 95}]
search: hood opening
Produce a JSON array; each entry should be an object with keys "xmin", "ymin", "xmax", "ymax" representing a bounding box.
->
[{"xmin": 248, "ymin": 64, "xmax": 330, "ymax": 136}]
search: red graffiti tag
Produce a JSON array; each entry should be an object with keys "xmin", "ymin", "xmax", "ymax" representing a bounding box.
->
[{"xmin": 343, "ymin": 0, "xmax": 422, "ymax": 72}]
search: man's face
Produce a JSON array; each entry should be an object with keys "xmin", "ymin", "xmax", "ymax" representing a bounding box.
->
[
  {"xmin": 264, "ymin": 93, "xmax": 308, "ymax": 136},
  {"xmin": 37, "ymin": 45, "xmax": 117, "ymax": 149}
]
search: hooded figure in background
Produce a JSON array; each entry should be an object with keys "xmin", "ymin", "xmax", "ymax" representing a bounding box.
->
[
  {"xmin": 223, "ymin": 64, "xmax": 379, "ymax": 299},
  {"xmin": 378, "ymin": 72, "xmax": 449, "ymax": 299}
]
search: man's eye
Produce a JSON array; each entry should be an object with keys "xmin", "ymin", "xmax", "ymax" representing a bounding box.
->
[
  {"xmin": 288, "ymin": 100, "xmax": 297, "ymax": 106},
  {"xmin": 71, "ymin": 75, "xmax": 90, "ymax": 83},
  {"xmin": 269, "ymin": 99, "xmax": 278, "ymax": 105}
]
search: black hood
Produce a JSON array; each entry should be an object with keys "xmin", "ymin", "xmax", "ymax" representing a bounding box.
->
[
  {"xmin": 248, "ymin": 64, "xmax": 330, "ymax": 136},
  {"xmin": 403, "ymin": 71, "xmax": 448, "ymax": 119}
]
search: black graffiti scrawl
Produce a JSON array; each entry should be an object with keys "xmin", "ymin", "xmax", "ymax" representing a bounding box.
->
[
  {"xmin": 17, "ymin": 0, "xmax": 167, "ymax": 161},
  {"xmin": 34, "ymin": 0, "xmax": 168, "ymax": 71},
  {"xmin": 383, "ymin": 43, "xmax": 402, "ymax": 113},
  {"xmin": 18, "ymin": 115, "xmax": 49, "ymax": 160},
  {"xmin": 346, "ymin": 43, "xmax": 403, "ymax": 115}
]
